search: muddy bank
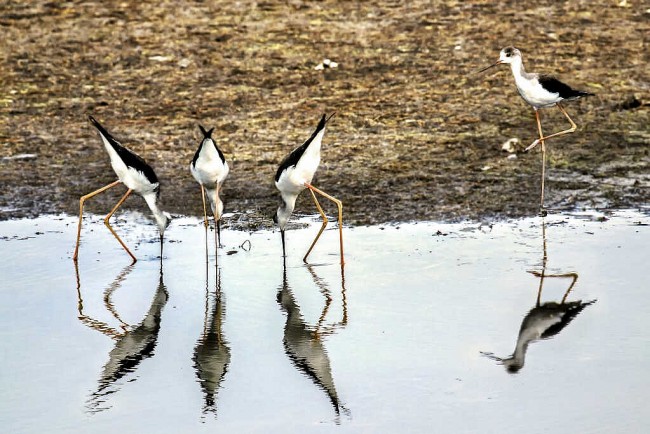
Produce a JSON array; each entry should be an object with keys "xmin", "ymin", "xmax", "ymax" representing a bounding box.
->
[{"xmin": 1, "ymin": 1, "xmax": 648, "ymax": 227}]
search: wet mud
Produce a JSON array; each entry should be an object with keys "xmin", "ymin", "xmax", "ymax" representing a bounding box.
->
[{"xmin": 1, "ymin": 1, "xmax": 648, "ymax": 228}]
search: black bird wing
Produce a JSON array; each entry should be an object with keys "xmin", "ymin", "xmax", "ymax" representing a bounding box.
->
[
  {"xmin": 540, "ymin": 300, "xmax": 596, "ymax": 339},
  {"xmin": 274, "ymin": 114, "xmax": 330, "ymax": 182},
  {"xmin": 538, "ymin": 75, "xmax": 594, "ymax": 100},
  {"xmin": 89, "ymin": 116, "xmax": 160, "ymax": 186}
]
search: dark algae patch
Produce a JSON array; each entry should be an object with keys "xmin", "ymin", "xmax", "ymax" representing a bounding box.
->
[{"xmin": 1, "ymin": 1, "xmax": 648, "ymax": 227}]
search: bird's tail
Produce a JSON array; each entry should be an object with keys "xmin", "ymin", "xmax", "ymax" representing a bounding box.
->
[
  {"xmin": 575, "ymin": 90, "xmax": 595, "ymax": 98},
  {"xmin": 199, "ymin": 125, "xmax": 215, "ymax": 139}
]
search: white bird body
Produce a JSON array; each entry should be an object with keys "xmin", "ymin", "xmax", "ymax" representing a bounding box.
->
[
  {"xmin": 190, "ymin": 137, "xmax": 229, "ymax": 189},
  {"xmin": 190, "ymin": 133, "xmax": 229, "ymax": 218},
  {"xmin": 512, "ymin": 70, "xmax": 563, "ymax": 109},
  {"xmin": 97, "ymin": 132, "xmax": 160, "ymax": 196},
  {"xmin": 89, "ymin": 117, "xmax": 170, "ymax": 226},
  {"xmin": 274, "ymin": 115, "xmax": 329, "ymax": 231},
  {"xmin": 190, "ymin": 126, "xmax": 229, "ymax": 237},
  {"xmin": 275, "ymin": 127, "xmax": 324, "ymax": 197}
]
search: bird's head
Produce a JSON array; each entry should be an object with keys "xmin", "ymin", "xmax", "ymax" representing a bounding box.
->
[
  {"xmin": 498, "ymin": 46, "xmax": 522, "ymax": 65},
  {"xmin": 155, "ymin": 211, "xmax": 173, "ymax": 237},
  {"xmin": 481, "ymin": 351, "xmax": 524, "ymax": 374},
  {"xmin": 477, "ymin": 46, "xmax": 522, "ymax": 73},
  {"xmin": 213, "ymin": 197, "xmax": 225, "ymax": 221},
  {"xmin": 502, "ymin": 357, "xmax": 524, "ymax": 374},
  {"xmin": 274, "ymin": 200, "xmax": 292, "ymax": 231}
]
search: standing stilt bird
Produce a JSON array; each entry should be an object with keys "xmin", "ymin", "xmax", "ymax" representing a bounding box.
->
[
  {"xmin": 478, "ymin": 47, "xmax": 594, "ymax": 214},
  {"xmin": 190, "ymin": 125, "xmax": 229, "ymax": 245},
  {"xmin": 73, "ymin": 116, "xmax": 172, "ymax": 263},
  {"xmin": 273, "ymin": 113, "xmax": 344, "ymax": 265}
]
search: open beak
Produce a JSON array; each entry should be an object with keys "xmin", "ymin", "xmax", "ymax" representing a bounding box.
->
[{"xmin": 476, "ymin": 60, "xmax": 503, "ymax": 74}]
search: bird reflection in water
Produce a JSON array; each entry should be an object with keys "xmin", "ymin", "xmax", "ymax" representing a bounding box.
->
[
  {"xmin": 482, "ymin": 219, "xmax": 596, "ymax": 373},
  {"xmin": 277, "ymin": 262, "xmax": 349, "ymax": 420},
  {"xmin": 74, "ymin": 261, "xmax": 168, "ymax": 413},
  {"xmin": 192, "ymin": 240, "xmax": 231, "ymax": 417}
]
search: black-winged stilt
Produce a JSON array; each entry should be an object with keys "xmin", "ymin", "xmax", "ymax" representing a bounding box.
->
[
  {"xmin": 190, "ymin": 125, "xmax": 229, "ymax": 245},
  {"xmin": 482, "ymin": 271, "xmax": 594, "ymax": 373},
  {"xmin": 193, "ymin": 249, "xmax": 230, "ymax": 415},
  {"xmin": 273, "ymin": 113, "xmax": 344, "ymax": 264},
  {"xmin": 277, "ymin": 264, "xmax": 347, "ymax": 416},
  {"xmin": 479, "ymin": 47, "xmax": 594, "ymax": 213},
  {"xmin": 73, "ymin": 116, "xmax": 172, "ymax": 263},
  {"xmin": 481, "ymin": 219, "xmax": 595, "ymax": 373},
  {"xmin": 75, "ymin": 261, "xmax": 168, "ymax": 412}
]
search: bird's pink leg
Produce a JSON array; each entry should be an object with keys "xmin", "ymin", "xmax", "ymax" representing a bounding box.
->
[
  {"xmin": 304, "ymin": 183, "xmax": 344, "ymax": 265},
  {"xmin": 73, "ymin": 180, "xmax": 122, "ymax": 262},
  {"xmin": 200, "ymin": 184, "xmax": 209, "ymax": 229},
  {"xmin": 303, "ymin": 188, "xmax": 329, "ymax": 264},
  {"xmin": 527, "ymin": 109, "xmax": 548, "ymax": 211},
  {"xmin": 104, "ymin": 188, "xmax": 137, "ymax": 263},
  {"xmin": 526, "ymin": 103, "xmax": 578, "ymax": 151}
]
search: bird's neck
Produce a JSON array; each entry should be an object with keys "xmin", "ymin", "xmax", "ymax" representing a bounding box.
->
[
  {"xmin": 200, "ymin": 139, "xmax": 220, "ymax": 160},
  {"xmin": 277, "ymin": 193, "xmax": 298, "ymax": 230},
  {"xmin": 143, "ymin": 192, "xmax": 168, "ymax": 233},
  {"xmin": 508, "ymin": 57, "xmax": 526, "ymax": 80},
  {"xmin": 513, "ymin": 340, "xmax": 528, "ymax": 362}
]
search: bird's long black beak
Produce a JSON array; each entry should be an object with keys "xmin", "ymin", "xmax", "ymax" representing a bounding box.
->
[
  {"xmin": 217, "ymin": 220, "xmax": 221, "ymax": 248},
  {"xmin": 280, "ymin": 229, "xmax": 286, "ymax": 258},
  {"xmin": 476, "ymin": 60, "xmax": 503, "ymax": 74},
  {"xmin": 160, "ymin": 233, "xmax": 164, "ymax": 258}
]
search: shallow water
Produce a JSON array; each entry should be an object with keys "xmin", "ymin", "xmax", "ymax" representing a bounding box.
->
[{"xmin": 1, "ymin": 210, "xmax": 649, "ymax": 433}]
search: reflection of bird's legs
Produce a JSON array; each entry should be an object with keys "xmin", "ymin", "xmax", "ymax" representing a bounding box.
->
[
  {"xmin": 73, "ymin": 180, "xmax": 122, "ymax": 262},
  {"xmin": 534, "ymin": 217, "xmax": 549, "ymax": 306},
  {"xmin": 530, "ymin": 271, "xmax": 579, "ymax": 304},
  {"xmin": 306, "ymin": 264, "xmax": 348, "ymax": 337},
  {"xmin": 556, "ymin": 273, "xmax": 579, "ymax": 303},
  {"xmin": 74, "ymin": 261, "xmax": 124, "ymax": 340},
  {"xmin": 104, "ymin": 265, "xmax": 136, "ymax": 330},
  {"xmin": 535, "ymin": 269, "xmax": 546, "ymax": 307},
  {"xmin": 304, "ymin": 183, "xmax": 344, "ymax": 265},
  {"xmin": 306, "ymin": 264, "xmax": 332, "ymax": 338},
  {"xmin": 339, "ymin": 265, "xmax": 348, "ymax": 327},
  {"xmin": 202, "ymin": 236, "xmax": 210, "ymax": 336},
  {"xmin": 104, "ymin": 189, "xmax": 136, "ymax": 263},
  {"xmin": 215, "ymin": 268, "xmax": 224, "ymax": 344}
]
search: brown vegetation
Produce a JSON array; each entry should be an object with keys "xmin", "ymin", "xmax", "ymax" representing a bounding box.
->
[{"xmin": 1, "ymin": 1, "xmax": 648, "ymax": 226}]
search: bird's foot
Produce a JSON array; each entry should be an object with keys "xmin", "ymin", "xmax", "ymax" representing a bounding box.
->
[
  {"xmin": 538, "ymin": 207, "xmax": 548, "ymax": 217},
  {"xmin": 525, "ymin": 139, "xmax": 541, "ymax": 152}
]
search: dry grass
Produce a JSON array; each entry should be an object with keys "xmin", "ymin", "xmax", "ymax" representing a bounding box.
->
[{"xmin": 1, "ymin": 0, "xmax": 648, "ymax": 225}]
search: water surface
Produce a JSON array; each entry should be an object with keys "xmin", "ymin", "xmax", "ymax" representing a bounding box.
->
[{"xmin": 0, "ymin": 211, "xmax": 648, "ymax": 433}]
